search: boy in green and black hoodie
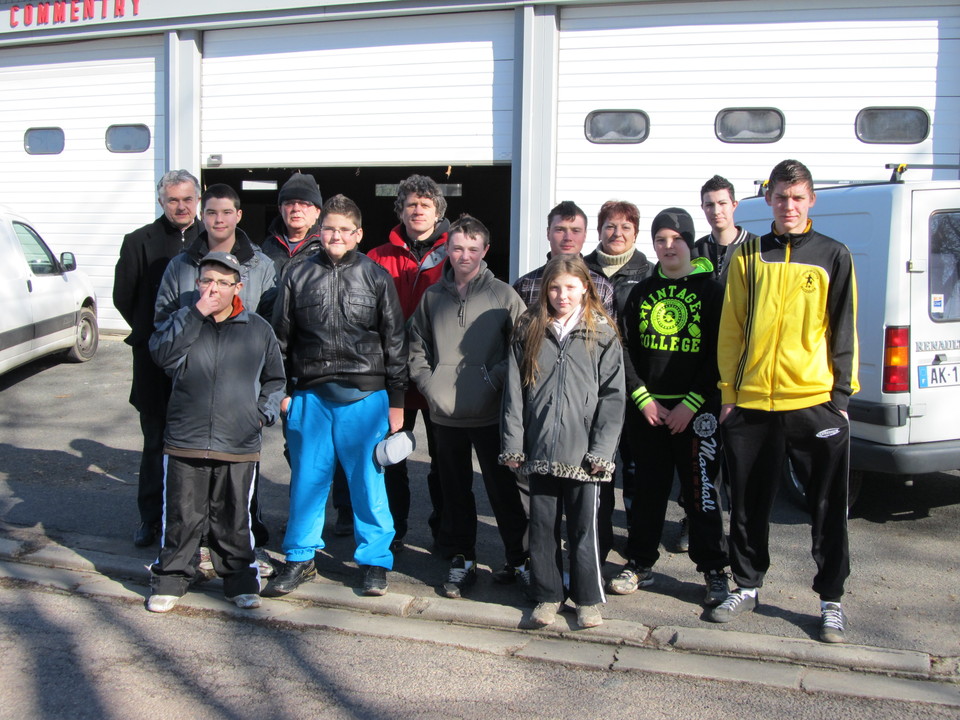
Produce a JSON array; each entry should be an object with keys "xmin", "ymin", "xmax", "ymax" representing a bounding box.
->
[{"xmin": 608, "ymin": 207, "xmax": 731, "ymax": 607}]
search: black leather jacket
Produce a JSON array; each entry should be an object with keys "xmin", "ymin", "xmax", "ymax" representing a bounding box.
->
[{"xmin": 272, "ymin": 249, "xmax": 408, "ymax": 407}]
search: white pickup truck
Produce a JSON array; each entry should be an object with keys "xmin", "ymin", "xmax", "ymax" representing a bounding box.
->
[{"xmin": 736, "ymin": 176, "xmax": 960, "ymax": 503}]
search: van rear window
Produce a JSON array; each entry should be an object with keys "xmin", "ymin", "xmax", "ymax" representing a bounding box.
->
[{"xmin": 929, "ymin": 212, "xmax": 960, "ymax": 321}]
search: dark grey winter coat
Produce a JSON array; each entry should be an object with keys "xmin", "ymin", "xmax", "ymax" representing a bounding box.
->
[{"xmin": 500, "ymin": 311, "xmax": 626, "ymax": 483}]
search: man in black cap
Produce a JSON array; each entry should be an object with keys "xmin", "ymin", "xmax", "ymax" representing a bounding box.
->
[
  {"xmin": 154, "ymin": 183, "xmax": 281, "ymax": 577},
  {"xmin": 146, "ymin": 251, "xmax": 285, "ymax": 613},
  {"xmin": 608, "ymin": 207, "xmax": 730, "ymax": 609},
  {"xmin": 261, "ymin": 173, "xmax": 354, "ymax": 536},
  {"xmin": 114, "ymin": 169, "xmax": 201, "ymax": 548}
]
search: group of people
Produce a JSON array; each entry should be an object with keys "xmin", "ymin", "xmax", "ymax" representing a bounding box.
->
[{"xmin": 114, "ymin": 158, "xmax": 858, "ymax": 643}]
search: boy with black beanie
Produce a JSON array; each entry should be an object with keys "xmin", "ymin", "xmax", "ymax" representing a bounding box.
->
[{"xmin": 608, "ymin": 207, "xmax": 731, "ymax": 607}]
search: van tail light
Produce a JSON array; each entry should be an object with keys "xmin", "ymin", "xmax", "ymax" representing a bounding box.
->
[{"xmin": 882, "ymin": 326, "xmax": 910, "ymax": 393}]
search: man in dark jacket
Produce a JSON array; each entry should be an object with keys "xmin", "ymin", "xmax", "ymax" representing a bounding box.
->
[
  {"xmin": 692, "ymin": 175, "xmax": 758, "ymax": 283},
  {"xmin": 113, "ymin": 169, "xmax": 201, "ymax": 548},
  {"xmin": 267, "ymin": 195, "xmax": 408, "ymax": 598},
  {"xmin": 262, "ymin": 173, "xmax": 354, "ymax": 536},
  {"xmin": 153, "ymin": 183, "xmax": 280, "ymax": 576},
  {"xmin": 146, "ymin": 251, "xmax": 285, "ymax": 613}
]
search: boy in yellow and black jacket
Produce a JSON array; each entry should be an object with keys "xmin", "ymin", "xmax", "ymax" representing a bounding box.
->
[{"xmin": 710, "ymin": 160, "xmax": 859, "ymax": 644}]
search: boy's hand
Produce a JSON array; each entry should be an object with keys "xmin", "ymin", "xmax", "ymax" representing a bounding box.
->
[
  {"xmin": 641, "ymin": 399, "xmax": 665, "ymax": 426},
  {"xmin": 195, "ymin": 282, "xmax": 219, "ymax": 317},
  {"xmin": 719, "ymin": 404, "xmax": 735, "ymax": 424},
  {"xmin": 388, "ymin": 407, "xmax": 404, "ymax": 434},
  {"xmin": 665, "ymin": 403, "xmax": 694, "ymax": 434},
  {"xmin": 280, "ymin": 396, "xmax": 291, "ymax": 415}
]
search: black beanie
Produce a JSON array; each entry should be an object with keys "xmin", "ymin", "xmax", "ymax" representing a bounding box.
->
[
  {"xmin": 651, "ymin": 207, "xmax": 695, "ymax": 250},
  {"xmin": 278, "ymin": 173, "xmax": 323, "ymax": 208}
]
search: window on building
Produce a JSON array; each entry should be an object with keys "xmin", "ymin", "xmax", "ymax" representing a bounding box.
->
[
  {"xmin": 584, "ymin": 110, "xmax": 649, "ymax": 144},
  {"xmin": 856, "ymin": 107, "xmax": 930, "ymax": 144},
  {"xmin": 929, "ymin": 211, "xmax": 960, "ymax": 322},
  {"xmin": 24, "ymin": 127, "xmax": 65, "ymax": 155},
  {"xmin": 105, "ymin": 124, "xmax": 151, "ymax": 153},
  {"xmin": 715, "ymin": 108, "xmax": 784, "ymax": 143}
]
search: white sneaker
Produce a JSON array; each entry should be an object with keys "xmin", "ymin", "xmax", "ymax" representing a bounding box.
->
[
  {"xmin": 530, "ymin": 602, "xmax": 561, "ymax": 627},
  {"xmin": 146, "ymin": 594, "xmax": 179, "ymax": 613},
  {"xmin": 228, "ymin": 593, "xmax": 262, "ymax": 609}
]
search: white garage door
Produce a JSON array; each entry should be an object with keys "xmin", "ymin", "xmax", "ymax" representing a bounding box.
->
[
  {"xmin": 556, "ymin": 0, "xmax": 960, "ymax": 250},
  {"xmin": 0, "ymin": 35, "xmax": 166, "ymax": 332},
  {"xmin": 200, "ymin": 11, "xmax": 514, "ymax": 167}
]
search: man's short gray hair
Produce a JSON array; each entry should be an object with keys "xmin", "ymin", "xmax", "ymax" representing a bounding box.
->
[{"xmin": 157, "ymin": 170, "xmax": 201, "ymax": 199}]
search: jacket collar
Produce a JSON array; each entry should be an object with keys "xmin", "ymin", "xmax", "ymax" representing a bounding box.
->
[{"xmin": 186, "ymin": 227, "xmax": 257, "ymax": 264}]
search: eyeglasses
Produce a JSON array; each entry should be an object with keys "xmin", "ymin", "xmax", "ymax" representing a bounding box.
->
[
  {"xmin": 282, "ymin": 200, "xmax": 316, "ymax": 209},
  {"xmin": 198, "ymin": 278, "xmax": 238, "ymax": 289},
  {"xmin": 321, "ymin": 227, "xmax": 359, "ymax": 238}
]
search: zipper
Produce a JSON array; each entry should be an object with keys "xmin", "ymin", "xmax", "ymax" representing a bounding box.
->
[
  {"xmin": 205, "ymin": 321, "xmax": 222, "ymax": 458},
  {"xmin": 770, "ymin": 241, "xmax": 791, "ymax": 410}
]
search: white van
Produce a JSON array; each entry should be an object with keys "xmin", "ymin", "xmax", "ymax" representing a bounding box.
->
[
  {"xmin": 735, "ymin": 176, "xmax": 960, "ymax": 502},
  {"xmin": 0, "ymin": 205, "xmax": 99, "ymax": 375}
]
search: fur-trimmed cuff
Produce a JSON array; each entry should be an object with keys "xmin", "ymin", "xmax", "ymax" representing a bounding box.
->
[
  {"xmin": 585, "ymin": 453, "xmax": 615, "ymax": 473},
  {"xmin": 498, "ymin": 452, "xmax": 526, "ymax": 466}
]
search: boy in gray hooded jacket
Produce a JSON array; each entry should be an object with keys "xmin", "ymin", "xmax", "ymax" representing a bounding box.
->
[{"xmin": 408, "ymin": 215, "xmax": 529, "ymax": 598}]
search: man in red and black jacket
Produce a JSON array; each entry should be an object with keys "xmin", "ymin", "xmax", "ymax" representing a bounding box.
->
[{"xmin": 366, "ymin": 174, "xmax": 449, "ymax": 550}]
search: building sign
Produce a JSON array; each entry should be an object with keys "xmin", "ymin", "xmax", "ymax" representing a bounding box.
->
[{"xmin": 8, "ymin": 0, "xmax": 140, "ymax": 28}]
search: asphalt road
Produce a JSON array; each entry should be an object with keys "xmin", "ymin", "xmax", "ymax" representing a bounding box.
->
[
  {"xmin": 0, "ymin": 582, "xmax": 954, "ymax": 720},
  {"xmin": 1, "ymin": 337, "xmax": 958, "ymax": 657}
]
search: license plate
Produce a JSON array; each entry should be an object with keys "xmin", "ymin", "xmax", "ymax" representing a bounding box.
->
[{"xmin": 918, "ymin": 363, "xmax": 960, "ymax": 388}]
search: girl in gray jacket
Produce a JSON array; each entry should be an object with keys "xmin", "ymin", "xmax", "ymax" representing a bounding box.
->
[{"xmin": 500, "ymin": 256, "xmax": 626, "ymax": 629}]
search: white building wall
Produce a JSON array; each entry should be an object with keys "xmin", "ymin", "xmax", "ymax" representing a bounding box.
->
[
  {"xmin": 200, "ymin": 11, "xmax": 515, "ymax": 167},
  {"xmin": 0, "ymin": 35, "xmax": 165, "ymax": 331},
  {"xmin": 555, "ymin": 0, "xmax": 960, "ymax": 257}
]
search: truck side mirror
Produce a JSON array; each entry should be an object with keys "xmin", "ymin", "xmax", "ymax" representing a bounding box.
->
[{"xmin": 60, "ymin": 252, "xmax": 77, "ymax": 272}]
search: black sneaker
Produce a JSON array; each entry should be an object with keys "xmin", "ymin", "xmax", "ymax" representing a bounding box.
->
[
  {"xmin": 676, "ymin": 516, "xmax": 690, "ymax": 553},
  {"xmin": 133, "ymin": 521, "xmax": 159, "ymax": 548},
  {"xmin": 262, "ymin": 559, "xmax": 316, "ymax": 597},
  {"xmin": 442, "ymin": 555, "xmax": 477, "ymax": 598},
  {"xmin": 703, "ymin": 569, "xmax": 730, "ymax": 607},
  {"xmin": 334, "ymin": 508, "xmax": 354, "ymax": 537},
  {"xmin": 362, "ymin": 565, "xmax": 388, "ymax": 596},
  {"xmin": 819, "ymin": 602, "xmax": 846, "ymax": 643},
  {"xmin": 707, "ymin": 588, "xmax": 758, "ymax": 623}
]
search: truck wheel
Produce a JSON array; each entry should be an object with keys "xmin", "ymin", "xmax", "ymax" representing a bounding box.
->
[
  {"xmin": 65, "ymin": 307, "xmax": 98, "ymax": 362},
  {"xmin": 782, "ymin": 459, "xmax": 862, "ymax": 510}
]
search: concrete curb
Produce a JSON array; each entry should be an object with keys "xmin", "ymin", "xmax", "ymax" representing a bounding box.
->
[{"xmin": 1, "ymin": 531, "xmax": 958, "ymax": 708}]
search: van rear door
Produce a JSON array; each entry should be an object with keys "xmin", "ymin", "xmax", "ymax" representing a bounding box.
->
[{"xmin": 910, "ymin": 188, "xmax": 960, "ymax": 444}]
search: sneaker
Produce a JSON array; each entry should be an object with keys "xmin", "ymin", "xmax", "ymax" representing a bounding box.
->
[
  {"xmin": 517, "ymin": 563, "xmax": 533, "ymax": 600},
  {"xmin": 227, "ymin": 593, "xmax": 261, "ymax": 609},
  {"xmin": 196, "ymin": 546, "xmax": 217, "ymax": 582},
  {"xmin": 334, "ymin": 507, "xmax": 354, "ymax": 537},
  {"xmin": 146, "ymin": 594, "xmax": 179, "ymax": 613},
  {"xmin": 530, "ymin": 601, "xmax": 561, "ymax": 627},
  {"xmin": 362, "ymin": 565, "xmax": 388, "ymax": 596},
  {"xmin": 442, "ymin": 555, "xmax": 477, "ymax": 599},
  {"xmin": 576, "ymin": 603, "xmax": 603, "ymax": 628},
  {"xmin": 133, "ymin": 521, "xmax": 160, "ymax": 548},
  {"xmin": 703, "ymin": 569, "xmax": 730, "ymax": 607},
  {"xmin": 262, "ymin": 559, "xmax": 316, "ymax": 597},
  {"xmin": 819, "ymin": 602, "xmax": 846, "ymax": 643},
  {"xmin": 492, "ymin": 563, "xmax": 520, "ymax": 584},
  {"xmin": 255, "ymin": 547, "xmax": 277, "ymax": 578},
  {"xmin": 677, "ymin": 516, "xmax": 690, "ymax": 553},
  {"xmin": 606, "ymin": 562, "xmax": 654, "ymax": 595},
  {"xmin": 707, "ymin": 588, "xmax": 758, "ymax": 623}
]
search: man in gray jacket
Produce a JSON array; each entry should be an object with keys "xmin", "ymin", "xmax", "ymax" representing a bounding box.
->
[{"xmin": 407, "ymin": 215, "xmax": 529, "ymax": 598}]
